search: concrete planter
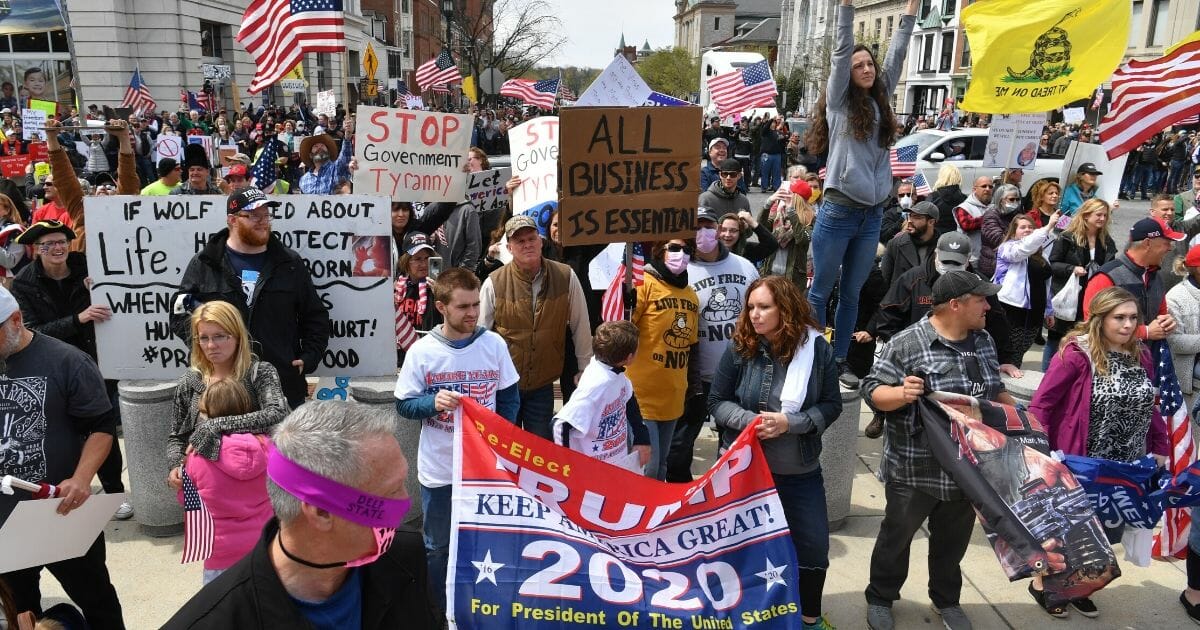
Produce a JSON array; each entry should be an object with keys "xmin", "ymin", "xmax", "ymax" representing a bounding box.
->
[
  {"xmin": 118, "ymin": 380, "xmax": 183, "ymax": 537},
  {"xmin": 1002, "ymin": 370, "xmax": 1044, "ymax": 408},
  {"xmin": 349, "ymin": 377, "xmax": 423, "ymax": 527},
  {"xmin": 820, "ymin": 386, "xmax": 861, "ymax": 531}
]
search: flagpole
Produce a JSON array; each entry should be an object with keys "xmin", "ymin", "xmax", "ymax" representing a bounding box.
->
[{"xmin": 622, "ymin": 243, "xmax": 633, "ymax": 321}]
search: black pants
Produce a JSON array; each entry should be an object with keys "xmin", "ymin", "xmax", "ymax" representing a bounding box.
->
[
  {"xmin": 865, "ymin": 482, "xmax": 975, "ymax": 609},
  {"xmin": 97, "ymin": 381, "xmax": 124, "ymax": 495},
  {"xmin": 3, "ymin": 534, "xmax": 126, "ymax": 630},
  {"xmin": 666, "ymin": 383, "xmax": 710, "ymax": 483}
]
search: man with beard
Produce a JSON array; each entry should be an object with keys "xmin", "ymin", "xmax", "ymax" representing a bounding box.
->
[
  {"xmin": 169, "ymin": 143, "xmax": 222, "ymax": 195},
  {"xmin": 952, "ymin": 176, "xmax": 995, "ymax": 265},
  {"xmin": 0, "ymin": 286, "xmax": 126, "ymax": 629},
  {"xmin": 881, "ymin": 200, "xmax": 938, "ymax": 286},
  {"xmin": 170, "ymin": 188, "xmax": 330, "ymax": 408},
  {"xmin": 298, "ymin": 126, "xmax": 353, "ymax": 195}
]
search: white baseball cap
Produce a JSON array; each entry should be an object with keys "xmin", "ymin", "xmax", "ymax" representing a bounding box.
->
[{"xmin": 0, "ymin": 285, "xmax": 19, "ymax": 322}]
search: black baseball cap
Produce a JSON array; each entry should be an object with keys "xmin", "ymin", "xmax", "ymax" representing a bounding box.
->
[
  {"xmin": 226, "ymin": 187, "xmax": 281, "ymax": 215},
  {"xmin": 697, "ymin": 206, "xmax": 720, "ymax": 222},
  {"xmin": 932, "ymin": 270, "xmax": 1000, "ymax": 305},
  {"xmin": 402, "ymin": 231, "xmax": 436, "ymax": 256},
  {"xmin": 717, "ymin": 158, "xmax": 742, "ymax": 173},
  {"xmin": 1076, "ymin": 162, "xmax": 1103, "ymax": 175}
]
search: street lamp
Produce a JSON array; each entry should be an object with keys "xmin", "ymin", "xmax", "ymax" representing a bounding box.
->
[{"xmin": 442, "ymin": 0, "xmax": 454, "ymax": 49}]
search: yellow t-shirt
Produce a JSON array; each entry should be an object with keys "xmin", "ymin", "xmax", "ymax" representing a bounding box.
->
[{"xmin": 625, "ymin": 273, "xmax": 699, "ymax": 421}]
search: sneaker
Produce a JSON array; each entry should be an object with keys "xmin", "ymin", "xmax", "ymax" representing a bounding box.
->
[
  {"xmin": 1028, "ymin": 582, "xmax": 1068, "ymax": 619},
  {"xmin": 864, "ymin": 413, "xmax": 884, "ymax": 439},
  {"xmin": 803, "ymin": 616, "xmax": 836, "ymax": 630},
  {"xmin": 866, "ymin": 604, "xmax": 894, "ymax": 630},
  {"xmin": 837, "ymin": 360, "xmax": 860, "ymax": 389},
  {"xmin": 1180, "ymin": 591, "xmax": 1200, "ymax": 625},
  {"xmin": 1069, "ymin": 598, "xmax": 1098, "ymax": 618},
  {"xmin": 113, "ymin": 502, "xmax": 134, "ymax": 521},
  {"xmin": 931, "ymin": 604, "xmax": 973, "ymax": 630}
]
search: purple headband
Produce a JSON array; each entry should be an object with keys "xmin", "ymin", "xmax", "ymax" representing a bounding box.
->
[{"xmin": 267, "ymin": 442, "xmax": 409, "ymax": 528}]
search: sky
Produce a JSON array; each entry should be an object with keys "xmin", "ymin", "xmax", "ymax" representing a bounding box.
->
[{"xmin": 539, "ymin": 0, "xmax": 678, "ymax": 68}]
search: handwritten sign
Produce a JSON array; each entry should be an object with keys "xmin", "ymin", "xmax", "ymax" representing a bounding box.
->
[
  {"xmin": 1062, "ymin": 107, "xmax": 1085, "ymax": 125},
  {"xmin": 154, "ymin": 135, "xmax": 183, "ymax": 163},
  {"xmin": 83, "ymin": 195, "xmax": 395, "ymax": 379},
  {"xmin": 559, "ymin": 107, "xmax": 701, "ymax": 246},
  {"xmin": 404, "ymin": 96, "xmax": 425, "ymax": 110},
  {"xmin": 466, "ymin": 167, "xmax": 512, "ymax": 216},
  {"xmin": 354, "ymin": 105, "xmax": 472, "ymax": 202},
  {"xmin": 21, "ymin": 109, "xmax": 45, "ymax": 141},
  {"xmin": 982, "ymin": 112, "xmax": 1045, "ymax": 169},
  {"xmin": 200, "ymin": 63, "xmax": 232, "ymax": 80},
  {"xmin": 509, "ymin": 117, "xmax": 558, "ymax": 235},
  {"xmin": 280, "ymin": 79, "xmax": 307, "ymax": 93},
  {"xmin": 576, "ymin": 55, "xmax": 653, "ymax": 107},
  {"xmin": 315, "ymin": 90, "xmax": 336, "ymax": 117}
]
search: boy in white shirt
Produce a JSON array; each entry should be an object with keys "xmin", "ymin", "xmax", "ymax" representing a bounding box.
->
[{"xmin": 553, "ymin": 320, "xmax": 651, "ymax": 472}]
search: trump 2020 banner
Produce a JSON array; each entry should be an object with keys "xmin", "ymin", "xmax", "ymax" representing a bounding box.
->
[{"xmin": 447, "ymin": 399, "xmax": 801, "ymax": 629}]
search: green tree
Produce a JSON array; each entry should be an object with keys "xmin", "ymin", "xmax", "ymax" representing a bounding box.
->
[{"xmin": 637, "ymin": 48, "xmax": 698, "ymax": 98}]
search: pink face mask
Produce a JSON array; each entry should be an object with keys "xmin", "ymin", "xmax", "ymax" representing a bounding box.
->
[{"xmin": 267, "ymin": 443, "xmax": 410, "ymax": 568}]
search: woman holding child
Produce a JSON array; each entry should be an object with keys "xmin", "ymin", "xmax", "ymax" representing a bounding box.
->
[
  {"xmin": 165, "ymin": 300, "xmax": 288, "ymax": 583},
  {"xmin": 708, "ymin": 275, "xmax": 843, "ymax": 630}
]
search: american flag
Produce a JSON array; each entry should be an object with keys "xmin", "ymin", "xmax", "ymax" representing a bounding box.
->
[
  {"xmin": 818, "ymin": 166, "xmax": 827, "ymax": 180},
  {"xmin": 600, "ymin": 243, "xmax": 645, "ymax": 322},
  {"xmin": 1151, "ymin": 342, "xmax": 1196, "ymax": 559},
  {"xmin": 430, "ymin": 84, "xmax": 451, "ymax": 95},
  {"xmin": 1101, "ymin": 35, "xmax": 1200, "ymax": 159},
  {"xmin": 252, "ymin": 138, "xmax": 280, "ymax": 192},
  {"xmin": 912, "ymin": 172, "xmax": 932, "ymax": 196},
  {"xmin": 707, "ymin": 60, "xmax": 777, "ymax": 118},
  {"xmin": 120, "ymin": 66, "xmax": 156, "ymax": 114},
  {"xmin": 180, "ymin": 90, "xmax": 216, "ymax": 114},
  {"xmin": 1179, "ymin": 113, "xmax": 1199, "ymax": 125},
  {"xmin": 499, "ymin": 78, "xmax": 559, "ymax": 110},
  {"xmin": 559, "ymin": 83, "xmax": 577, "ymax": 101},
  {"xmin": 238, "ymin": 0, "xmax": 346, "ymax": 94},
  {"xmin": 1090, "ymin": 86, "xmax": 1104, "ymax": 110},
  {"xmin": 394, "ymin": 80, "xmax": 411, "ymax": 98},
  {"xmin": 180, "ymin": 467, "xmax": 214, "ymax": 564},
  {"xmin": 889, "ymin": 144, "xmax": 919, "ymax": 177},
  {"xmin": 416, "ymin": 49, "xmax": 462, "ymax": 92}
]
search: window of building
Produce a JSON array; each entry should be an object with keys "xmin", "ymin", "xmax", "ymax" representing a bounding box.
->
[
  {"xmin": 714, "ymin": 17, "xmax": 720, "ymax": 30},
  {"xmin": 942, "ymin": 0, "xmax": 955, "ymax": 19},
  {"xmin": 939, "ymin": 32, "xmax": 954, "ymax": 72},
  {"xmin": 1148, "ymin": 0, "xmax": 1170, "ymax": 47},
  {"xmin": 388, "ymin": 51, "xmax": 403, "ymax": 77},
  {"xmin": 875, "ymin": 18, "xmax": 882, "ymax": 39},
  {"xmin": 402, "ymin": 0, "xmax": 409, "ymax": 11},
  {"xmin": 886, "ymin": 16, "xmax": 894, "ymax": 38},
  {"xmin": 10, "ymin": 32, "xmax": 50, "ymax": 53},
  {"xmin": 919, "ymin": 0, "xmax": 933, "ymax": 21},
  {"xmin": 348, "ymin": 50, "xmax": 361, "ymax": 77},
  {"xmin": 1129, "ymin": 1, "xmax": 1143, "ymax": 48},
  {"xmin": 858, "ymin": 21, "xmax": 864, "ymax": 38},
  {"xmin": 402, "ymin": 30, "xmax": 411, "ymax": 57},
  {"xmin": 316, "ymin": 52, "xmax": 331, "ymax": 91},
  {"xmin": 200, "ymin": 21, "xmax": 224, "ymax": 58},
  {"xmin": 920, "ymin": 33, "xmax": 935, "ymax": 72},
  {"xmin": 960, "ymin": 36, "xmax": 971, "ymax": 68}
]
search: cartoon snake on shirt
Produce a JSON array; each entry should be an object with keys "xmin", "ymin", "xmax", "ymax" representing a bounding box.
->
[{"xmin": 663, "ymin": 312, "xmax": 694, "ymax": 349}]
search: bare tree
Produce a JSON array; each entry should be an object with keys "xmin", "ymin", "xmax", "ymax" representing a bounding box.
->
[{"xmin": 449, "ymin": 0, "xmax": 566, "ymax": 96}]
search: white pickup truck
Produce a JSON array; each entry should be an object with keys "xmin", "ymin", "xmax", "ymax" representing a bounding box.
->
[{"xmin": 894, "ymin": 128, "xmax": 1063, "ymax": 195}]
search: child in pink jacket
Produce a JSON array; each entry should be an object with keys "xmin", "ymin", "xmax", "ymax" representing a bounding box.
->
[{"xmin": 180, "ymin": 379, "xmax": 273, "ymax": 584}]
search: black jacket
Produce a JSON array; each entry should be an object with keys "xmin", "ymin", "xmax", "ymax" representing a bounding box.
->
[
  {"xmin": 1047, "ymin": 232, "xmax": 1116, "ymax": 332},
  {"xmin": 170, "ymin": 230, "xmax": 329, "ymax": 406},
  {"xmin": 931, "ymin": 185, "xmax": 968, "ymax": 236},
  {"xmin": 11, "ymin": 252, "xmax": 97, "ymax": 361},
  {"xmin": 162, "ymin": 519, "xmax": 437, "ymax": 630}
]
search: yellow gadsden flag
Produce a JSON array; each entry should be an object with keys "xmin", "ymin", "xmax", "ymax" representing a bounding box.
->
[
  {"xmin": 462, "ymin": 75, "xmax": 478, "ymax": 104},
  {"xmin": 960, "ymin": 0, "xmax": 1129, "ymax": 114}
]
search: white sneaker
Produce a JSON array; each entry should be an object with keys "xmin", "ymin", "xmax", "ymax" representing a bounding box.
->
[{"xmin": 113, "ymin": 501, "xmax": 134, "ymax": 521}]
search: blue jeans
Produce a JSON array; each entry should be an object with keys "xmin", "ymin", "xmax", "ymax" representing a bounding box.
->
[
  {"xmin": 1133, "ymin": 164, "xmax": 1156, "ymax": 197},
  {"xmin": 421, "ymin": 484, "xmax": 452, "ymax": 617},
  {"xmin": 760, "ymin": 153, "xmax": 782, "ymax": 191},
  {"xmin": 1170, "ymin": 159, "xmax": 1189, "ymax": 194},
  {"xmin": 775, "ymin": 470, "xmax": 830, "ymax": 617},
  {"xmin": 808, "ymin": 199, "xmax": 884, "ymax": 358},
  {"xmin": 644, "ymin": 419, "xmax": 678, "ymax": 480},
  {"xmin": 517, "ymin": 384, "xmax": 554, "ymax": 441}
]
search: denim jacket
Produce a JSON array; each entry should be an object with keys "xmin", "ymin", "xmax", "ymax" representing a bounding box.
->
[{"xmin": 707, "ymin": 334, "xmax": 842, "ymax": 474}]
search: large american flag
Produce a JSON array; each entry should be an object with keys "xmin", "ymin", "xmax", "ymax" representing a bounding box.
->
[
  {"xmin": 707, "ymin": 60, "xmax": 777, "ymax": 118},
  {"xmin": 1100, "ymin": 35, "xmax": 1200, "ymax": 159},
  {"xmin": 889, "ymin": 144, "xmax": 919, "ymax": 177},
  {"xmin": 601, "ymin": 243, "xmax": 645, "ymax": 322},
  {"xmin": 416, "ymin": 49, "xmax": 462, "ymax": 92},
  {"xmin": 238, "ymin": 0, "xmax": 346, "ymax": 94},
  {"xmin": 252, "ymin": 138, "xmax": 280, "ymax": 192},
  {"xmin": 1151, "ymin": 341, "xmax": 1196, "ymax": 559},
  {"xmin": 394, "ymin": 80, "xmax": 411, "ymax": 99},
  {"xmin": 180, "ymin": 89, "xmax": 217, "ymax": 114},
  {"xmin": 120, "ymin": 66, "xmax": 156, "ymax": 114},
  {"xmin": 180, "ymin": 467, "xmax": 214, "ymax": 564},
  {"xmin": 499, "ymin": 78, "xmax": 559, "ymax": 110}
]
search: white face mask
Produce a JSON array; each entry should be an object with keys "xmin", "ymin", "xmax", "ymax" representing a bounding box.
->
[
  {"xmin": 1003, "ymin": 202, "xmax": 1021, "ymax": 212},
  {"xmin": 935, "ymin": 260, "xmax": 951, "ymax": 275},
  {"xmin": 898, "ymin": 196, "xmax": 913, "ymax": 209}
]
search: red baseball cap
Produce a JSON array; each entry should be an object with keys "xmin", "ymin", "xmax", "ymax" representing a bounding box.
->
[
  {"xmin": 227, "ymin": 164, "xmax": 249, "ymax": 179},
  {"xmin": 1187, "ymin": 245, "xmax": 1200, "ymax": 268}
]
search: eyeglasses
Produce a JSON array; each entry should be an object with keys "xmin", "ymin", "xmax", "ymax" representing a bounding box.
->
[
  {"xmin": 666, "ymin": 243, "xmax": 694, "ymax": 255},
  {"xmin": 719, "ymin": 171, "xmax": 740, "ymax": 178},
  {"xmin": 236, "ymin": 211, "xmax": 271, "ymax": 224},
  {"xmin": 197, "ymin": 333, "xmax": 233, "ymax": 345},
  {"xmin": 36, "ymin": 239, "xmax": 69, "ymax": 252}
]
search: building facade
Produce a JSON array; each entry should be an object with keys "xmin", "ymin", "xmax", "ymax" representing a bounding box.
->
[
  {"xmin": 674, "ymin": 0, "xmax": 781, "ymax": 62},
  {"xmin": 900, "ymin": 0, "xmax": 963, "ymax": 121}
]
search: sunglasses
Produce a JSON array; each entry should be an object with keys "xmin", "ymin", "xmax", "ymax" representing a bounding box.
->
[
  {"xmin": 719, "ymin": 171, "xmax": 740, "ymax": 178},
  {"xmin": 666, "ymin": 243, "xmax": 694, "ymax": 255},
  {"xmin": 897, "ymin": 192, "xmax": 912, "ymax": 198}
]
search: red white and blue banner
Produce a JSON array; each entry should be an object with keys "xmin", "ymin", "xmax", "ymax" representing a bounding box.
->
[{"xmin": 447, "ymin": 398, "xmax": 801, "ymax": 629}]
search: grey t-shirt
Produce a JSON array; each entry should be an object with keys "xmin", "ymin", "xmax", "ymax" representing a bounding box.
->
[{"xmin": 0, "ymin": 333, "xmax": 113, "ymax": 524}]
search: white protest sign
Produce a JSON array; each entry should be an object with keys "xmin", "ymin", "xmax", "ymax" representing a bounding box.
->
[
  {"xmin": 982, "ymin": 113, "xmax": 1044, "ymax": 169},
  {"xmin": 84, "ymin": 195, "xmax": 395, "ymax": 379},
  {"xmin": 509, "ymin": 116, "xmax": 558, "ymax": 235},
  {"xmin": 354, "ymin": 105, "xmax": 473, "ymax": 202},
  {"xmin": 0, "ymin": 494, "xmax": 126, "ymax": 573},
  {"xmin": 1058, "ymin": 141, "xmax": 1128, "ymax": 207},
  {"xmin": 577, "ymin": 55, "xmax": 653, "ymax": 107},
  {"xmin": 200, "ymin": 63, "xmax": 232, "ymax": 80},
  {"xmin": 154, "ymin": 135, "xmax": 183, "ymax": 163},
  {"xmin": 315, "ymin": 90, "xmax": 336, "ymax": 117},
  {"xmin": 21, "ymin": 108, "xmax": 46, "ymax": 141},
  {"xmin": 1063, "ymin": 107, "xmax": 1085, "ymax": 125},
  {"xmin": 280, "ymin": 79, "xmax": 307, "ymax": 93},
  {"xmin": 405, "ymin": 96, "xmax": 425, "ymax": 110},
  {"xmin": 465, "ymin": 166, "xmax": 511, "ymax": 215}
]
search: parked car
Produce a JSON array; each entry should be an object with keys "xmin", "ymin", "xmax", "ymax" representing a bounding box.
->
[{"xmin": 894, "ymin": 128, "xmax": 1063, "ymax": 195}]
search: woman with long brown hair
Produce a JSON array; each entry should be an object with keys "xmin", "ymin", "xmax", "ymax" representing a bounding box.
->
[
  {"xmin": 804, "ymin": 0, "xmax": 918, "ymax": 388},
  {"xmin": 709, "ymin": 275, "xmax": 842, "ymax": 630}
]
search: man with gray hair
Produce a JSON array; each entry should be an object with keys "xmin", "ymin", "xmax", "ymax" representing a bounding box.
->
[{"xmin": 164, "ymin": 401, "xmax": 436, "ymax": 629}]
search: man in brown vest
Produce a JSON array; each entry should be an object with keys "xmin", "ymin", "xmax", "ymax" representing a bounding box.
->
[{"xmin": 479, "ymin": 215, "xmax": 593, "ymax": 440}]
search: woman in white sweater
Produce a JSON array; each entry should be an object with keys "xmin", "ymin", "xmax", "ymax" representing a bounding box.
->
[
  {"xmin": 993, "ymin": 210, "xmax": 1061, "ymax": 361},
  {"xmin": 1167, "ymin": 245, "xmax": 1200, "ymax": 394}
]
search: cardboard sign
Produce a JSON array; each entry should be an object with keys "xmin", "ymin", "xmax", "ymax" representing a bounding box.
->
[
  {"xmin": 217, "ymin": 144, "xmax": 239, "ymax": 166},
  {"xmin": 0, "ymin": 494, "xmax": 127, "ymax": 573},
  {"xmin": 21, "ymin": 109, "xmax": 45, "ymax": 141},
  {"xmin": 982, "ymin": 113, "xmax": 1045, "ymax": 169},
  {"xmin": 315, "ymin": 90, "xmax": 336, "ymax": 117},
  {"xmin": 83, "ymin": 195, "xmax": 396, "ymax": 379},
  {"xmin": 465, "ymin": 166, "xmax": 512, "ymax": 216},
  {"xmin": 509, "ymin": 117, "xmax": 559, "ymax": 236},
  {"xmin": 28, "ymin": 99, "xmax": 56, "ymax": 116},
  {"xmin": 280, "ymin": 79, "xmax": 307, "ymax": 93},
  {"xmin": 576, "ymin": 55, "xmax": 653, "ymax": 107},
  {"xmin": 354, "ymin": 106, "xmax": 473, "ymax": 202},
  {"xmin": 558, "ymin": 107, "xmax": 702, "ymax": 246}
]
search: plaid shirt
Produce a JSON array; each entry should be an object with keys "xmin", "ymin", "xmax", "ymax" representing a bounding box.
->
[
  {"xmin": 861, "ymin": 315, "xmax": 1006, "ymax": 501},
  {"xmin": 299, "ymin": 135, "xmax": 353, "ymax": 194}
]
